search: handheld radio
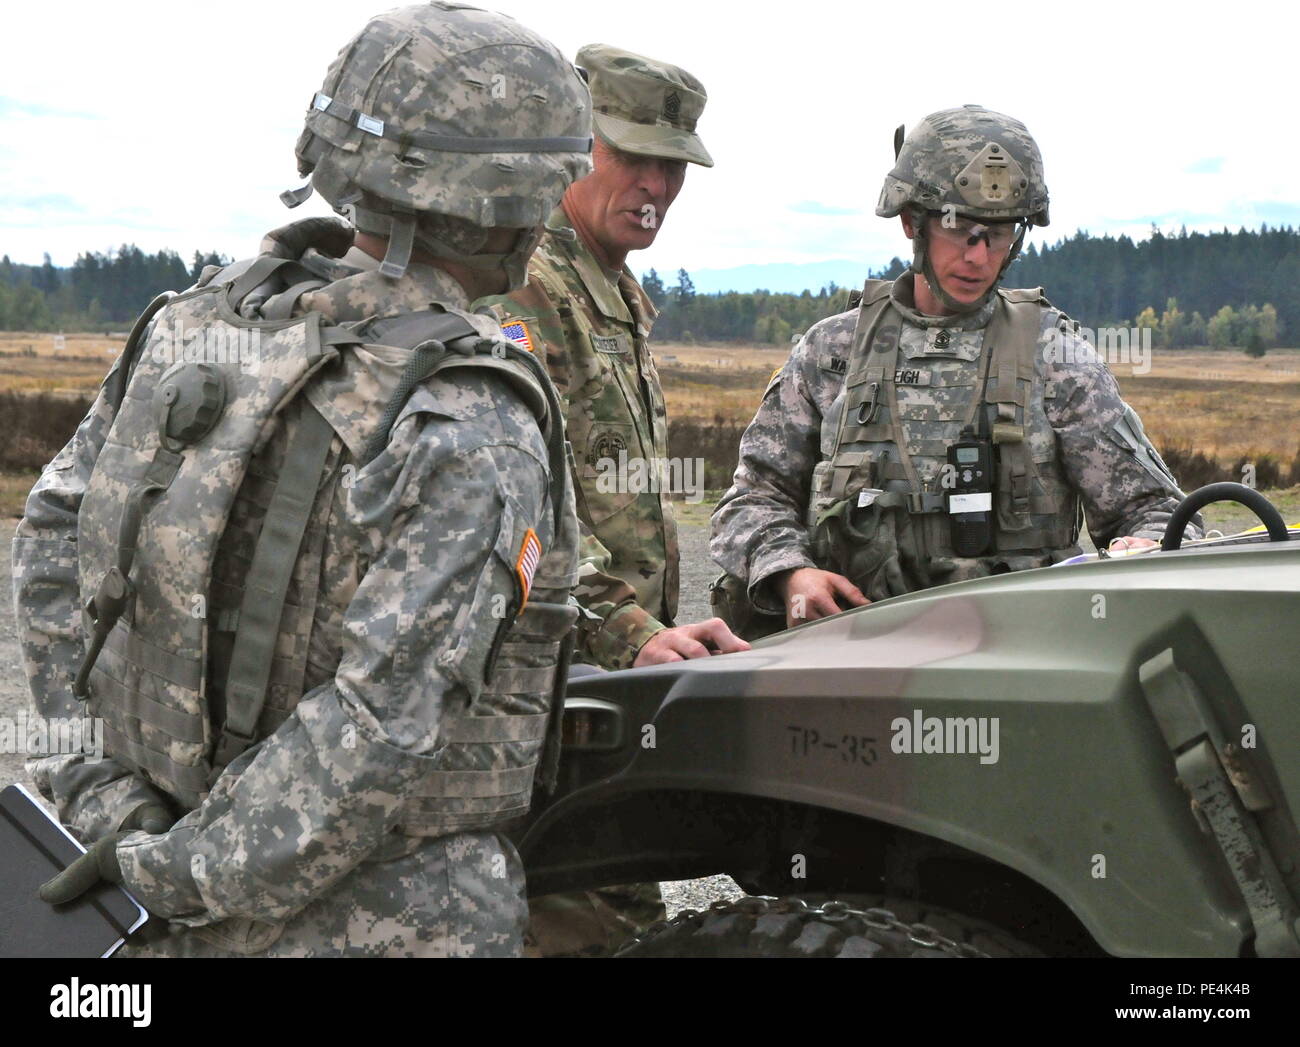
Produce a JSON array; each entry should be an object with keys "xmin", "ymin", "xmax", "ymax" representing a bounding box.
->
[{"xmin": 946, "ymin": 427, "xmax": 995, "ymax": 556}]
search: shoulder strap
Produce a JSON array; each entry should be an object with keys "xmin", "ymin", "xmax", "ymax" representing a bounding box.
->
[
  {"xmin": 823, "ymin": 287, "xmax": 899, "ymax": 502},
  {"xmin": 986, "ymin": 293, "xmax": 1045, "ymax": 431},
  {"xmin": 985, "ymin": 294, "xmax": 1048, "ymax": 517},
  {"xmin": 359, "ymin": 310, "xmax": 485, "ymax": 466},
  {"xmin": 104, "ymin": 291, "xmax": 176, "ymax": 415},
  {"xmin": 997, "ymin": 285, "xmax": 1051, "ymax": 306},
  {"xmin": 847, "ymin": 277, "xmax": 893, "ymax": 312},
  {"xmin": 358, "ymin": 311, "xmax": 568, "ymax": 538},
  {"xmin": 212, "ymin": 399, "xmax": 335, "ymax": 777}
]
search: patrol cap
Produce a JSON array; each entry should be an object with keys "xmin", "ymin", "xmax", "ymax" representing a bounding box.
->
[{"xmin": 575, "ymin": 43, "xmax": 713, "ymax": 167}]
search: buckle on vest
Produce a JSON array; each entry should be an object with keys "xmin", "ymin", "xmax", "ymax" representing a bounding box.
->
[
  {"xmin": 1010, "ymin": 473, "xmax": 1031, "ymax": 513},
  {"xmin": 212, "ymin": 723, "xmax": 257, "ymax": 780},
  {"xmin": 855, "ymin": 382, "xmax": 881, "ymax": 425}
]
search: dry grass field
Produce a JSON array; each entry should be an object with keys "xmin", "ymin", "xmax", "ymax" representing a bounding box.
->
[
  {"xmin": 0, "ymin": 330, "xmax": 123, "ymax": 395},
  {"xmin": 2, "ymin": 332, "xmax": 1298, "ymax": 516},
  {"xmin": 656, "ymin": 342, "xmax": 1300, "ymax": 470}
]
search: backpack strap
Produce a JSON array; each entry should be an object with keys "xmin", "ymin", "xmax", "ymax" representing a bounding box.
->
[
  {"xmin": 104, "ymin": 291, "xmax": 175, "ymax": 415},
  {"xmin": 212, "ymin": 399, "xmax": 336, "ymax": 777},
  {"xmin": 360, "ymin": 309, "xmax": 483, "ymax": 466},
  {"xmin": 360, "ymin": 310, "xmax": 568, "ymax": 537},
  {"xmin": 985, "ymin": 292, "xmax": 1053, "ymax": 534}
]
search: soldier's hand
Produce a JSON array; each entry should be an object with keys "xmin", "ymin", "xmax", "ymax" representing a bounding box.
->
[
  {"xmin": 1106, "ymin": 536, "xmax": 1159, "ymax": 556},
  {"xmin": 634, "ymin": 619, "xmax": 751, "ymax": 665},
  {"xmin": 778, "ymin": 568, "xmax": 869, "ymax": 628}
]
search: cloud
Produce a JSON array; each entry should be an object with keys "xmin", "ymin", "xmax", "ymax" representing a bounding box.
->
[
  {"xmin": 789, "ymin": 201, "xmax": 861, "ymax": 216},
  {"xmin": 0, "ymin": 96, "xmax": 99, "ymax": 120},
  {"xmin": 4, "ymin": 0, "xmax": 1299, "ymax": 270},
  {"xmin": 0, "ymin": 193, "xmax": 85, "ymax": 212}
]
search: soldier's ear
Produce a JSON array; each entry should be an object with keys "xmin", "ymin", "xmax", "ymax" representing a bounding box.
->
[{"xmin": 901, "ymin": 212, "xmax": 916, "ymax": 239}]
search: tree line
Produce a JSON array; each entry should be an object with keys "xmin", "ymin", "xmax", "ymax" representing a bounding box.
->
[
  {"xmin": 646, "ymin": 224, "xmax": 1296, "ymax": 348},
  {"xmin": 3, "ymin": 224, "xmax": 1297, "ymax": 350},
  {"xmin": 0, "ymin": 247, "xmax": 228, "ymax": 330}
]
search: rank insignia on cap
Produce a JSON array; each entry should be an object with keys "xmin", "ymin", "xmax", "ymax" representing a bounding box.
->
[
  {"xmin": 515, "ymin": 527, "xmax": 542, "ymax": 607},
  {"xmin": 662, "ymin": 90, "xmax": 681, "ymax": 122},
  {"xmin": 501, "ymin": 321, "xmax": 535, "ymax": 353}
]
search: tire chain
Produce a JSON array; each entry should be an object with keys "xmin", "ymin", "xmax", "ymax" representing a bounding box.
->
[{"xmin": 619, "ymin": 895, "xmax": 992, "ymax": 957}]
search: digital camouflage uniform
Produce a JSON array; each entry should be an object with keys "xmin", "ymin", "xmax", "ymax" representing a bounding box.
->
[
  {"xmin": 480, "ymin": 43, "xmax": 714, "ymax": 955},
  {"xmin": 13, "ymin": 3, "xmax": 593, "ymax": 957},
  {"xmin": 711, "ymin": 271, "xmax": 1203, "ymax": 620},
  {"xmin": 711, "ymin": 105, "xmax": 1200, "ymax": 629}
]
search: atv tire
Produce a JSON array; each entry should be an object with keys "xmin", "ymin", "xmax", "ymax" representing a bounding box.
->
[{"xmin": 615, "ymin": 895, "xmax": 1042, "ymax": 958}]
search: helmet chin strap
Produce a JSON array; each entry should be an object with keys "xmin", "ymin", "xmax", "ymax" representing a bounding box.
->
[
  {"xmin": 909, "ymin": 208, "xmax": 1028, "ymax": 317},
  {"xmin": 350, "ymin": 202, "xmax": 538, "ymax": 290}
]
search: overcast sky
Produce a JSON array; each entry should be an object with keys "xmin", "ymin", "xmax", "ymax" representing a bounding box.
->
[{"xmin": 3, "ymin": 0, "xmax": 1296, "ymax": 278}]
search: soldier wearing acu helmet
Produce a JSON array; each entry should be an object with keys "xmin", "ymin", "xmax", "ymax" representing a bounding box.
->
[
  {"xmin": 711, "ymin": 105, "xmax": 1202, "ymax": 636},
  {"xmin": 13, "ymin": 2, "xmax": 591, "ymax": 956},
  {"xmin": 479, "ymin": 43, "xmax": 748, "ymax": 957}
]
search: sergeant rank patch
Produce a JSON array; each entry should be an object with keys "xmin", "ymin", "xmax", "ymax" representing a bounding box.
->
[
  {"xmin": 516, "ymin": 527, "xmax": 542, "ymax": 607},
  {"xmin": 501, "ymin": 321, "xmax": 536, "ymax": 353}
]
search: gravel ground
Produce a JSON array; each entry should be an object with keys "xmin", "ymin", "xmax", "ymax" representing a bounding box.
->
[
  {"xmin": 0, "ymin": 510, "xmax": 744, "ymax": 919},
  {"xmin": 656, "ymin": 497, "xmax": 746, "ymax": 917}
]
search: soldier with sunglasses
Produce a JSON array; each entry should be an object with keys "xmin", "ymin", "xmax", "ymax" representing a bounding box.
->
[{"xmin": 710, "ymin": 105, "xmax": 1202, "ymax": 637}]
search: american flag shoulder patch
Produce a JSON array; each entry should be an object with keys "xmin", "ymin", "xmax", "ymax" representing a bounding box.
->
[
  {"xmin": 501, "ymin": 321, "xmax": 536, "ymax": 353},
  {"xmin": 515, "ymin": 527, "xmax": 542, "ymax": 607}
]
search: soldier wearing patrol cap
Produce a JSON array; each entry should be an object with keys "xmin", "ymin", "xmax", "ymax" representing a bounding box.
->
[
  {"xmin": 711, "ymin": 104, "xmax": 1203, "ymax": 637},
  {"xmin": 480, "ymin": 43, "xmax": 747, "ymax": 957}
]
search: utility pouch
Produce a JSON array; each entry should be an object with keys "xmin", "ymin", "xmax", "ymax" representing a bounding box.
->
[{"xmin": 812, "ymin": 491, "xmax": 926, "ymax": 602}]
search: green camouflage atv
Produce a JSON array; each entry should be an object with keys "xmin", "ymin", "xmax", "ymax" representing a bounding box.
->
[{"xmin": 515, "ymin": 483, "xmax": 1300, "ymax": 957}]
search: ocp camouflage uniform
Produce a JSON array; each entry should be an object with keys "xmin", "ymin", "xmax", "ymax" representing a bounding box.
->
[
  {"xmin": 711, "ymin": 272, "xmax": 1203, "ymax": 620},
  {"xmin": 483, "ymin": 205, "xmax": 677, "ymax": 670},
  {"xmin": 13, "ymin": 227, "xmax": 577, "ymax": 956},
  {"xmin": 477, "ymin": 42, "xmax": 714, "ymax": 956}
]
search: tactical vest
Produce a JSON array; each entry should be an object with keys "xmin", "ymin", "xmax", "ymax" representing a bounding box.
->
[
  {"xmin": 808, "ymin": 279, "xmax": 1083, "ymax": 598},
  {"xmin": 75, "ymin": 253, "xmax": 578, "ymax": 835}
]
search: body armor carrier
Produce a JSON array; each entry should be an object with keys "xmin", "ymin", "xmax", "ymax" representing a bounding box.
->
[
  {"xmin": 75, "ymin": 253, "xmax": 578, "ymax": 834},
  {"xmin": 808, "ymin": 279, "xmax": 1082, "ymax": 599}
]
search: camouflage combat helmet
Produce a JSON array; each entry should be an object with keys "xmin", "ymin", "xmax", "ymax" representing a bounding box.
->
[
  {"xmin": 282, "ymin": 1, "xmax": 593, "ymax": 284},
  {"xmin": 876, "ymin": 104, "xmax": 1049, "ymax": 313}
]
